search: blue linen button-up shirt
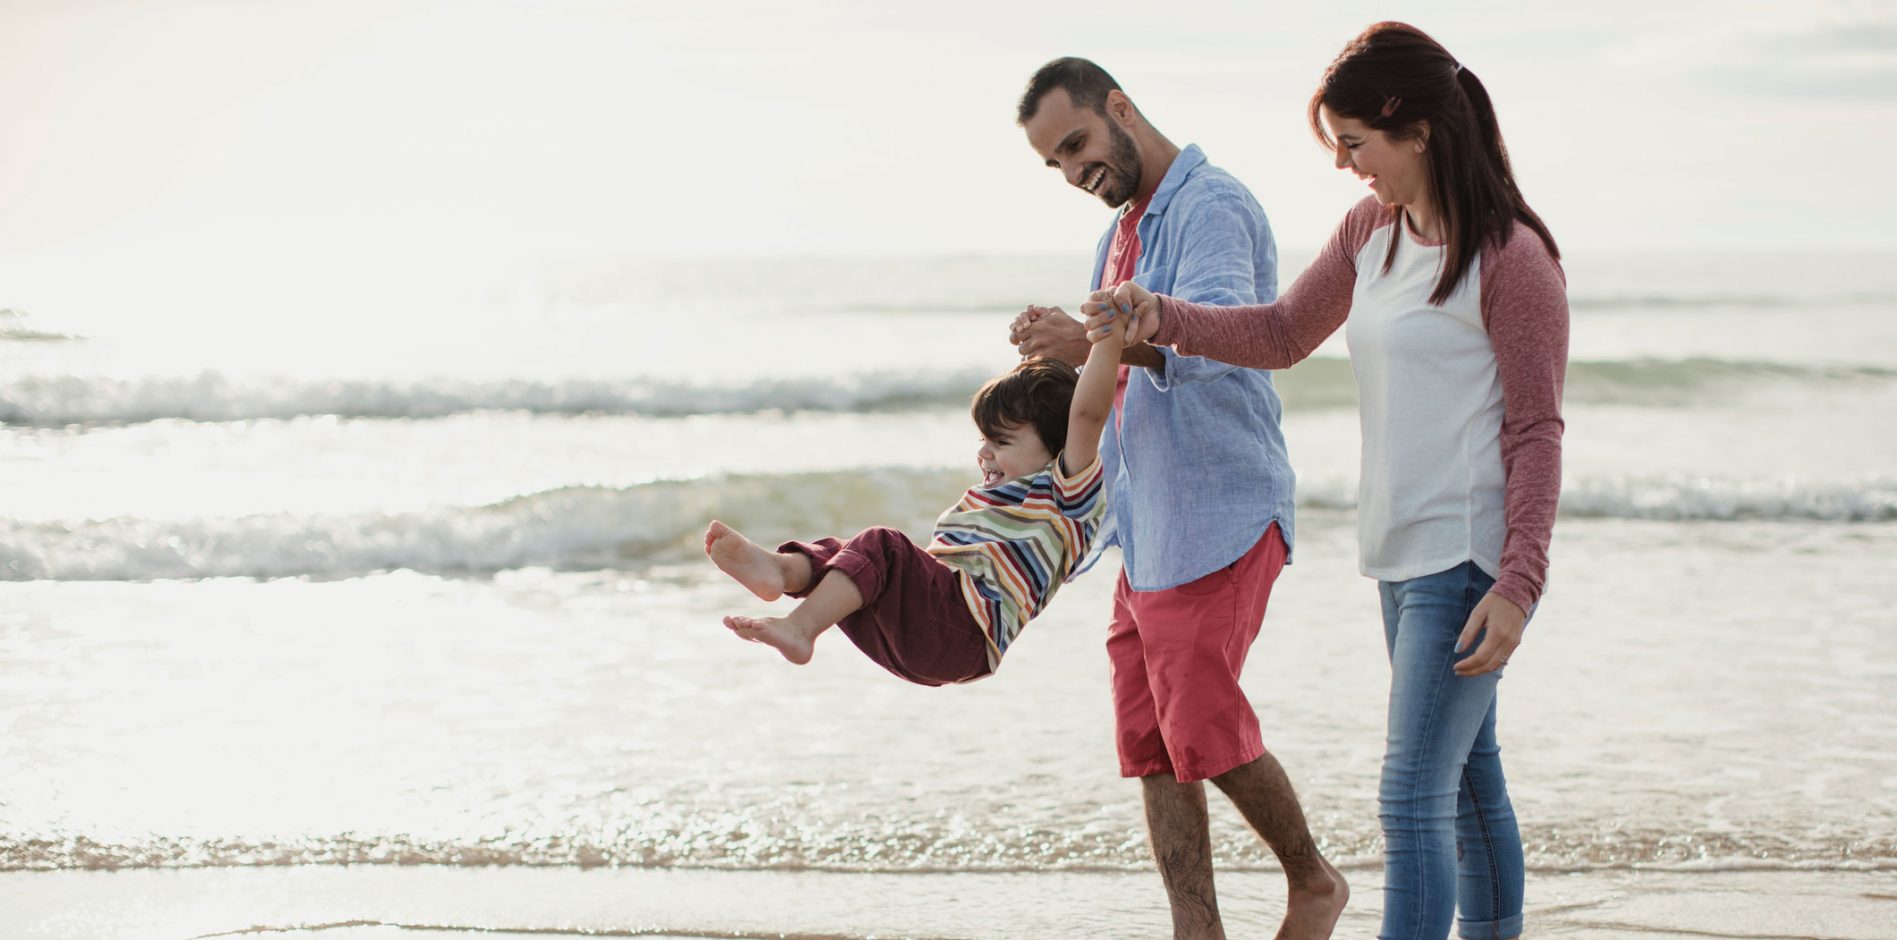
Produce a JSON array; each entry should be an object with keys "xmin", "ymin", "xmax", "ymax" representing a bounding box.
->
[{"xmin": 1093, "ymin": 144, "xmax": 1296, "ymax": 591}]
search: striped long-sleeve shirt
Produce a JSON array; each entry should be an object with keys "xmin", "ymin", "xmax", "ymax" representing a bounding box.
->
[{"xmin": 928, "ymin": 452, "xmax": 1108, "ymax": 669}]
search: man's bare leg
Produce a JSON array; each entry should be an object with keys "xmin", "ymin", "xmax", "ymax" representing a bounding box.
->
[
  {"xmin": 1143, "ymin": 774, "xmax": 1225, "ymax": 940},
  {"xmin": 722, "ymin": 568, "xmax": 863, "ymax": 665},
  {"xmin": 1210, "ymin": 753, "xmax": 1349, "ymax": 940},
  {"xmin": 705, "ymin": 520, "xmax": 812, "ymax": 599}
]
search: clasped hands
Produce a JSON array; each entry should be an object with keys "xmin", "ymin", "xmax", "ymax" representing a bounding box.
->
[
  {"xmin": 1081, "ymin": 281, "xmax": 1162, "ymax": 345},
  {"xmin": 1007, "ymin": 281, "xmax": 1164, "ymax": 362},
  {"xmin": 1009, "ymin": 279, "xmax": 1526, "ymax": 676}
]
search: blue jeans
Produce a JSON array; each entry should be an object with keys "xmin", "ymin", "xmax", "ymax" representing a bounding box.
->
[{"xmin": 1378, "ymin": 562, "xmax": 1524, "ymax": 940}]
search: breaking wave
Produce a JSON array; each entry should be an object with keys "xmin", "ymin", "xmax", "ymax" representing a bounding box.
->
[
  {"xmin": 6, "ymin": 358, "xmax": 1894, "ymax": 427},
  {"xmin": 6, "ymin": 470, "xmax": 1891, "ymax": 582}
]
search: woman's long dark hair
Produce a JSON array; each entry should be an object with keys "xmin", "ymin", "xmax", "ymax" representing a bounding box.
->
[{"xmin": 1308, "ymin": 22, "xmax": 1559, "ymax": 305}]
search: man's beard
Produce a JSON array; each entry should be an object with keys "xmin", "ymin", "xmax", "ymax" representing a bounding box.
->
[{"xmin": 1096, "ymin": 121, "xmax": 1143, "ymax": 207}]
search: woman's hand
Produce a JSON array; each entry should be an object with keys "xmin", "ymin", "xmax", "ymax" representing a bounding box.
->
[
  {"xmin": 1453, "ymin": 593, "xmax": 1525, "ymax": 676},
  {"xmin": 1088, "ymin": 296, "xmax": 1130, "ymax": 345},
  {"xmin": 1083, "ymin": 281, "xmax": 1161, "ymax": 345}
]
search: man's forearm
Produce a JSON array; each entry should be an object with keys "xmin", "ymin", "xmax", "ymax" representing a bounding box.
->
[{"xmin": 1119, "ymin": 343, "xmax": 1164, "ymax": 369}]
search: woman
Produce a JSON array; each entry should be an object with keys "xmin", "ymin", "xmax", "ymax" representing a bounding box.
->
[{"xmin": 1084, "ymin": 22, "xmax": 1567, "ymax": 940}]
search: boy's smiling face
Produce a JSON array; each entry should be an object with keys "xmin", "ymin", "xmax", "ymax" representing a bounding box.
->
[{"xmin": 976, "ymin": 422, "xmax": 1054, "ymax": 487}]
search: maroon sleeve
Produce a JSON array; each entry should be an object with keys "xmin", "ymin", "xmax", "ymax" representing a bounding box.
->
[
  {"xmin": 1480, "ymin": 226, "xmax": 1569, "ymax": 611},
  {"xmin": 1152, "ymin": 197, "xmax": 1388, "ymax": 368}
]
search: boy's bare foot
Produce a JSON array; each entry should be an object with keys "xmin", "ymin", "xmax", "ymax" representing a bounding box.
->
[
  {"xmin": 722, "ymin": 615, "xmax": 815, "ymax": 665},
  {"xmin": 704, "ymin": 520, "xmax": 787, "ymax": 601},
  {"xmin": 1277, "ymin": 857, "xmax": 1349, "ymax": 940}
]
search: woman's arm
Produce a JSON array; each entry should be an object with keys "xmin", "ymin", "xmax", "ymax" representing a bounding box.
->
[
  {"xmin": 1083, "ymin": 199, "xmax": 1385, "ymax": 368},
  {"xmin": 1452, "ymin": 233, "xmax": 1569, "ymax": 677},
  {"xmin": 1155, "ymin": 253, "xmax": 1354, "ymax": 368},
  {"xmin": 1060, "ymin": 307, "xmax": 1126, "ymax": 476},
  {"xmin": 1483, "ymin": 235, "xmax": 1569, "ymax": 613}
]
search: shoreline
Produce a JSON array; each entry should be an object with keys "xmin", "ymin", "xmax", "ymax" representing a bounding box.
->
[{"xmin": 4, "ymin": 865, "xmax": 1893, "ymax": 940}]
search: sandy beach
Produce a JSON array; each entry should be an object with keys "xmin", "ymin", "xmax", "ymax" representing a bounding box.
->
[
  {"xmin": 7, "ymin": 123, "xmax": 1896, "ymax": 940},
  {"xmin": 9, "ymin": 3, "xmax": 1897, "ymax": 939},
  {"xmin": 4, "ymin": 865, "xmax": 1893, "ymax": 939}
]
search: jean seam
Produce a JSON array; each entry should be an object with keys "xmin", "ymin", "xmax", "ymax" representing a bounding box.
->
[
  {"xmin": 1460, "ymin": 565, "xmax": 1505, "ymax": 940},
  {"xmin": 1396, "ymin": 581, "xmax": 1451, "ymax": 940},
  {"xmin": 1462, "ymin": 765, "xmax": 1503, "ymax": 939}
]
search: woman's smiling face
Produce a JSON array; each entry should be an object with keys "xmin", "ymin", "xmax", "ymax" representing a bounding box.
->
[{"xmin": 1321, "ymin": 106, "xmax": 1428, "ymax": 210}]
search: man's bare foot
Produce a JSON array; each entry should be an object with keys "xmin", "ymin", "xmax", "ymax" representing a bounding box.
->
[
  {"xmin": 1277, "ymin": 857, "xmax": 1349, "ymax": 940},
  {"xmin": 704, "ymin": 520, "xmax": 787, "ymax": 601},
  {"xmin": 723, "ymin": 615, "xmax": 815, "ymax": 665}
]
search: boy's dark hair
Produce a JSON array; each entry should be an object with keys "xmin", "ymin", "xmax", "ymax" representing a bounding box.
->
[
  {"xmin": 972, "ymin": 357, "xmax": 1078, "ymax": 455},
  {"xmin": 1016, "ymin": 57, "xmax": 1122, "ymax": 125}
]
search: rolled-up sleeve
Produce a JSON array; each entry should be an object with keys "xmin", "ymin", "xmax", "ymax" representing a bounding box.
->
[{"xmin": 1145, "ymin": 188, "xmax": 1273, "ymax": 390}]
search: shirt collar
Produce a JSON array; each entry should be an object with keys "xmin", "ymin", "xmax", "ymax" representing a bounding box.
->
[{"xmin": 1131, "ymin": 143, "xmax": 1206, "ymax": 221}]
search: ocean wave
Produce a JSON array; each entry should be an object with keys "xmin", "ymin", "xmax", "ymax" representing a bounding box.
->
[
  {"xmin": 1557, "ymin": 475, "xmax": 1897, "ymax": 522},
  {"xmin": 1277, "ymin": 357, "xmax": 1897, "ymax": 411},
  {"xmin": 1565, "ymin": 357, "xmax": 1897, "ymax": 402},
  {"xmin": 0, "ymin": 469, "xmax": 972, "ymax": 581},
  {"xmin": 3, "ymin": 824, "xmax": 1889, "ymax": 874},
  {"xmin": 0, "ymin": 308, "xmax": 78, "ymax": 342},
  {"xmin": 6, "ymin": 358, "xmax": 1894, "ymax": 427},
  {"xmin": 1302, "ymin": 473, "xmax": 1897, "ymax": 522},
  {"xmin": 0, "ymin": 370, "xmax": 997, "ymax": 427},
  {"xmin": 1568, "ymin": 291, "xmax": 1897, "ymax": 311},
  {"xmin": 5, "ymin": 470, "xmax": 1892, "ymax": 582}
]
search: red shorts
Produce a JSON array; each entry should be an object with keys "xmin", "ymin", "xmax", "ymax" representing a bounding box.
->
[{"xmin": 1107, "ymin": 523, "xmax": 1287, "ymax": 782}]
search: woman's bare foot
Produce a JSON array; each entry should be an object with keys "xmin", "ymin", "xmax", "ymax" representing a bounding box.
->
[
  {"xmin": 704, "ymin": 520, "xmax": 788, "ymax": 601},
  {"xmin": 1278, "ymin": 856, "xmax": 1349, "ymax": 940},
  {"xmin": 722, "ymin": 615, "xmax": 816, "ymax": 665}
]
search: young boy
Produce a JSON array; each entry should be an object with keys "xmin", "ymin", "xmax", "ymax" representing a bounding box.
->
[{"xmin": 702, "ymin": 307, "xmax": 1127, "ymax": 685}]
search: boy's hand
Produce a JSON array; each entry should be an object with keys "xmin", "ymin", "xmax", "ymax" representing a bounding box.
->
[{"xmin": 1083, "ymin": 281, "xmax": 1160, "ymax": 345}]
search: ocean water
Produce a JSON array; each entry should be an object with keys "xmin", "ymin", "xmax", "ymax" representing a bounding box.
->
[{"xmin": 3, "ymin": 250, "xmax": 1895, "ymax": 934}]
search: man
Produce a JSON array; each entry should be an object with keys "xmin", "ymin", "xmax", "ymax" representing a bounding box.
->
[{"xmin": 1012, "ymin": 58, "xmax": 1347, "ymax": 939}]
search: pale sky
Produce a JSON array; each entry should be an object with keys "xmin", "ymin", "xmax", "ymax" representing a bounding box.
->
[{"xmin": 3, "ymin": 0, "xmax": 1894, "ymax": 273}]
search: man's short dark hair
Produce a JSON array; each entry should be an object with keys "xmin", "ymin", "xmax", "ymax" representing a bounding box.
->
[
  {"xmin": 972, "ymin": 357, "xmax": 1078, "ymax": 456},
  {"xmin": 1016, "ymin": 57, "xmax": 1123, "ymax": 126}
]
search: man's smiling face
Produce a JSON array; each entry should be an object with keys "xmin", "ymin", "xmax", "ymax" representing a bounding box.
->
[{"xmin": 1023, "ymin": 88, "xmax": 1144, "ymax": 208}]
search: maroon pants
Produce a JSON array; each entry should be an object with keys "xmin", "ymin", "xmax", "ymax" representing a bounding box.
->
[{"xmin": 778, "ymin": 526, "xmax": 992, "ymax": 686}]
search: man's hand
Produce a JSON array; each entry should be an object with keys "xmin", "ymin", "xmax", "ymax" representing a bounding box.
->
[
  {"xmin": 1453, "ymin": 593, "xmax": 1526, "ymax": 676},
  {"xmin": 1008, "ymin": 305, "xmax": 1090, "ymax": 365}
]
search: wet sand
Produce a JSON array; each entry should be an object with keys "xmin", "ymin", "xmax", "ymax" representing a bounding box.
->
[{"xmin": 3, "ymin": 864, "xmax": 1892, "ymax": 939}]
